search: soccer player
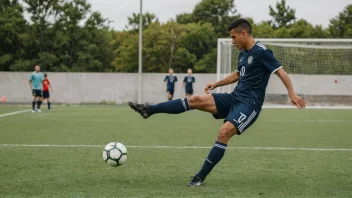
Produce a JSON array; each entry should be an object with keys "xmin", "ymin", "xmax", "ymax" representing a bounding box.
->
[
  {"xmin": 164, "ymin": 68, "xmax": 178, "ymax": 100},
  {"xmin": 182, "ymin": 68, "xmax": 196, "ymax": 98},
  {"xmin": 128, "ymin": 18, "xmax": 306, "ymax": 187},
  {"xmin": 29, "ymin": 65, "xmax": 44, "ymax": 113},
  {"xmin": 42, "ymin": 73, "xmax": 53, "ymax": 110}
]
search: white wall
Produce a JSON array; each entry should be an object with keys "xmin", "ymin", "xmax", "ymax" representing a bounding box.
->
[{"xmin": 0, "ymin": 72, "xmax": 351, "ymax": 104}]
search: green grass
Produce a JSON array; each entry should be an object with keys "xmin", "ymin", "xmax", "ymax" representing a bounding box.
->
[
  {"xmin": 0, "ymin": 106, "xmax": 352, "ymax": 198},
  {"xmin": 0, "ymin": 105, "xmax": 29, "ymax": 114}
]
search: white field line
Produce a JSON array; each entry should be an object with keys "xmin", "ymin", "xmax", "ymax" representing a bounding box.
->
[
  {"xmin": 0, "ymin": 109, "xmax": 31, "ymax": 118},
  {"xmin": 262, "ymin": 120, "xmax": 351, "ymax": 123},
  {"xmin": 262, "ymin": 105, "xmax": 352, "ymax": 109},
  {"xmin": 0, "ymin": 144, "xmax": 351, "ymax": 151}
]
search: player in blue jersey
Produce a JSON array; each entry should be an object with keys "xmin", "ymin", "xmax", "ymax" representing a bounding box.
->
[
  {"xmin": 29, "ymin": 65, "xmax": 44, "ymax": 113},
  {"xmin": 182, "ymin": 69, "xmax": 196, "ymax": 98},
  {"xmin": 128, "ymin": 18, "xmax": 306, "ymax": 187},
  {"xmin": 164, "ymin": 68, "xmax": 178, "ymax": 100}
]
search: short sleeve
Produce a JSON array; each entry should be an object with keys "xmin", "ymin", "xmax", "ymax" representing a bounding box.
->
[
  {"xmin": 164, "ymin": 76, "xmax": 168, "ymax": 81},
  {"xmin": 175, "ymin": 76, "xmax": 178, "ymax": 82},
  {"xmin": 29, "ymin": 73, "xmax": 33, "ymax": 80},
  {"xmin": 260, "ymin": 50, "xmax": 282, "ymax": 73},
  {"xmin": 183, "ymin": 77, "xmax": 187, "ymax": 82},
  {"xmin": 41, "ymin": 74, "xmax": 44, "ymax": 81},
  {"xmin": 47, "ymin": 80, "xmax": 50, "ymax": 84},
  {"xmin": 192, "ymin": 77, "xmax": 195, "ymax": 82}
]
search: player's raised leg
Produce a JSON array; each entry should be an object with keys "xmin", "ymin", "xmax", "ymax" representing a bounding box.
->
[
  {"xmin": 128, "ymin": 94, "xmax": 217, "ymax": 119},
  {"xmin": 188, "ymin": 121, "xmax": 238, "ymax": 187}
]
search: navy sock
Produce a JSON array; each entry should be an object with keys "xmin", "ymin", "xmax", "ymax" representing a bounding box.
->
[
  {"xmin": 197, "ymin": 141, "xmax": 227, "ymax": 181},
  {"xmin": 32, "ymin": 101, "xmax": 35, "ymax": 110},
  {"xmin": 48, "ymin": 102, "xmax": 51, "ymax": 109},
  {"xmin": 149, "ymin": 98, "xmax": 190, "ymax": 114},
  {"xmin": 37, "ymin": 101, "xmax": 42, "ymax": 109}
]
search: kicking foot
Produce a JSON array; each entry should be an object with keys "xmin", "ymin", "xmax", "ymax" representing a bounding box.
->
[
  {"xmin": 187, "ymin": 175, "xmax": 203, "ymax": 187},
  {"xmin": 128, "ymin": 102, "xmax": 150, "ymax": 119},
  {"xmin": 36, "ymin": 109, "xmax": 42, "ymax": 113},
  {"xmin": 31, "ymin": 110, "xmax": 36, "ymax": 113}
]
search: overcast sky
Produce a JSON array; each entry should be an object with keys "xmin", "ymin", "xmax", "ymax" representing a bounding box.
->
[{"xmin": 87, "ymin": 0, "xmax": 351, "ymax": 30}]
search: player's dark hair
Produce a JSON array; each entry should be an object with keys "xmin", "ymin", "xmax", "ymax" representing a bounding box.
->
[
  {"xmin": 227, "ymin": 18, "xmax": 252, "ymax": 34},
  {"xmin": 44, "ymin": 73, "xmax": 47, "ymax": 77}
]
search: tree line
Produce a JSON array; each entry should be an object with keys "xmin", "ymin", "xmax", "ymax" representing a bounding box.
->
[{"xmin": 0, "ymin": 0, "xmax": 351, "ymax": 73}]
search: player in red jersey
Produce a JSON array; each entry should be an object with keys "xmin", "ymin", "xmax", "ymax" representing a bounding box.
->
[{"xmin": 42, "ymin": 73, "xmax": 53, "ymax": 110}]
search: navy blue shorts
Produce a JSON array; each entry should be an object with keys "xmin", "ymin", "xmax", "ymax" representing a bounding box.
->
[
  {"xmin": 185, "ymin": 89, "xmax": 193, "ymax": 95},
  {"xmin": 32, "ymin": 89, "xmax": 42, "ymax": 97},
  {"xmin": 43, "ymin": 91, "xmax": 50, "ymax": 99},
  {"xmin": 167, "ymin": 89, "xmax": 174, "ymax": 96},
  {"xmin": 211, "ymin": 93, "xmax": 260, "ymax": 134}
]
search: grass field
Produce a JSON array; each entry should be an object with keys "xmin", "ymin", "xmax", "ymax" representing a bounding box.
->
[{"xmin": 0, "ymin": 105, "xmax": 351, "ymax": 198}]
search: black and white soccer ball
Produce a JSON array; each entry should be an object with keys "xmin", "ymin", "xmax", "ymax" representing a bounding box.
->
[{"xmin": 103, "ymin": 142, "xmax": 127, "ymax": 167}]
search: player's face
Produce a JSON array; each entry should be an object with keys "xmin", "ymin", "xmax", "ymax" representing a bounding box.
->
[
  {"xmin": 230, "ymin": 29, "xmax": 247, "ymax": 50},
  {"xmin": 169, "ymin": 69, "xmax": 174, "ymax": 75},
  {"xmin": 35, "ymin": 66, "xmax": 40, "ymax": 72},
  {"xmin": 187, "ymin": 69, "xmax": 192, "ymax": 75}
]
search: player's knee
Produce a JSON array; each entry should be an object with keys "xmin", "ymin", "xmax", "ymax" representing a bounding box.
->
[
  {"xmin": 188, "ymin": 95, "xmax": 201, "ymax": 108},
  {"xmin": 217, "ymin": 127, "xmax": 234, "ymax": 142}
]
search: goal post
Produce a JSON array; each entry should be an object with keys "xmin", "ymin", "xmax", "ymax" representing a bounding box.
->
[{"xmin": 216, "ymin": 38, "xmax": 352, "ymax": 107}]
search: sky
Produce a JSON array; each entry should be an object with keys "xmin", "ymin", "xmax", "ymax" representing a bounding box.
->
[{"xmin": 87, "ymin": 0, "xmax": 351, "ymax": 30}]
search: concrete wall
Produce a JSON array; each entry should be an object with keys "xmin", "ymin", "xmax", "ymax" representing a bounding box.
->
[{"xmin": 0, "ymin": 72, "xmax": 351, "ymax": 104}]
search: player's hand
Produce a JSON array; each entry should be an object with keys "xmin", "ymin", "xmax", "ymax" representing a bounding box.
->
[
  {"xmin": 290, "ymin": 94, "xmax": 306, "ymax": 109},
  {"xmin": 205, "ymin": 83, "xmax": 217, "ymax": 94}
]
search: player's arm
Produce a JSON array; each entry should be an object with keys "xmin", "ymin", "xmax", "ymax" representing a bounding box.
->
[
  {"xmin": 41, "ymin": 75, "xmax": 44, "ymax": 91},
  {"xmin": 29, "ymin": 75, "xmax": 33, "ymax": 90},
  {"xmin": 29, "ymin": 80, "xmax": 32, "ymax": 89},
  {"xmin": 48, "ymin": 81, "xmax": 53, "ymax": 92},
  {"xmin": 275, "ymin": 68, "xmax": 306, "ymax": 108},
  {"xmin": 182, "ymin": 77, "xmax": 186, "ymax": 90},
  {"xmin": 205, "ymin": 71, "xmax": 239, "ymax": 93},
  {"xmin": 174, "ymin": 77, "xmax": 178, "ymax": 91},
  {"xmin": 163, "ymin": 76, "xmax": 167, "ymax": 90}
]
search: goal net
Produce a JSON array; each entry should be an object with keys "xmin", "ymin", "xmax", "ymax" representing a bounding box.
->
[{"xmin": 216, "ymin": 38, "xmax": 352, "ymax": 107}]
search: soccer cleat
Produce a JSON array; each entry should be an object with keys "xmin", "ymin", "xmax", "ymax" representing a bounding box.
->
[
  {"xmin": 31, "ymin": 110, "xmax": 35, "ymax": 113},
  {"xmin": 128, "ymin": 102, "xmax": 150, "ymax": 119},
  {"xmin": 187, "ymin": 175, "xmax": 203, "ymax": 187},
  {"xmin": 36, "ymin": 109, "xmax": 42, "ymax": 113}
]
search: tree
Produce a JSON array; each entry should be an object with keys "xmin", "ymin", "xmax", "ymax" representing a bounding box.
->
[
  {"xmin": 269, "ymin": 0, "xmax": 296, "ymax": 28},
  {"xmin": 252, "ymin": 20, "xmax": 275, "ymax": 38},
  {"xmin": 328, "ymin": 4, "xmax": 352, "ymax": 38},
  {"xmin": 0, "ymin": 0, "xmax": 28, "ymax": 71},
  {"xmin": 175, "ymin": 13, "xmax": 193, "ymax": 24},
  {"xmin": 113, "ymin": 21, "xmax": 216, "ymax": 73},
  {"xmin": 176, "ymin": 0, "xmax": 240, "ymax": 37},
  {"xmin": 125, "ymin": 12, "xmax": 158, "ymax": 32},
  {"xmin": 194, "ymin": 49, "xmax": 217, "ymax": 73},
  {"xmin": 180, "ymin": 23, "xmax": 216, "ymax": 60},
  {"xmin": 288, "ymin": 19, "xmax": 328, "ymax": 38}
]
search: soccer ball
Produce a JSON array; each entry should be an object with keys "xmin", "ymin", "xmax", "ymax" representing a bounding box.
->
[{"xmin": 103, "ymin": 142, "xmax": 128, "ymax": 167}]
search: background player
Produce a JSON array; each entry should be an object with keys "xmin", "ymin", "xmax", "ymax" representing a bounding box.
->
[
  {"xmin": 129, "ymin": 18, "xmax": 306, "ymax": 187},
  {"xmin": 29, "ymin": 65, "xmax": 43, "ymax": 113},
  {"xmin": 164, "ymin": 68, "xmax": 178, "ymax": 100},
  {"xmin": 182, "ymin": 68, "xmax": 196, "ymax": 98},
  {"xmin": 42, "ymin": 73, "xmax": 53, "ymax": 110}
]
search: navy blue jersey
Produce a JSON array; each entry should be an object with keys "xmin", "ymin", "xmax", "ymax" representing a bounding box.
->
[
  {"xmin": 183, "ymin": 75, "xmax": 195, "ymax": 90},
  {"xmin": 164, "ymin": 75, "xmax": 178, "ymax": 89},
  {"xmin": 233, "ymin": 41, "xmax": 282, "ymax": 108}
]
